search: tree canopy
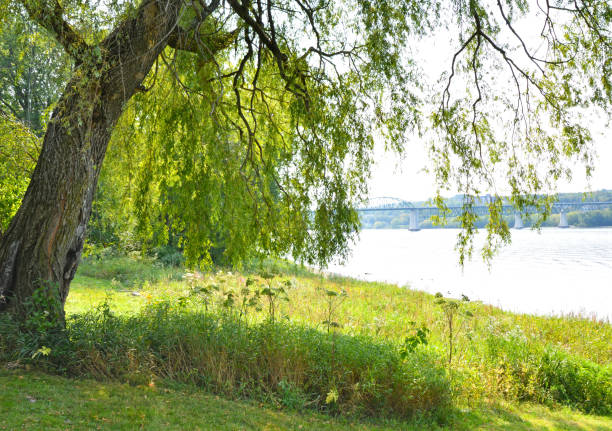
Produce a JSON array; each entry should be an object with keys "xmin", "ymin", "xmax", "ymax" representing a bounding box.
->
[{"xmin": 0, "ymin": 0, "xmax": 610, "ymax": 316}]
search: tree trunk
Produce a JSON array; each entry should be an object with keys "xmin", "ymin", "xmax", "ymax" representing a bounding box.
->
[{"xmin": 0, "ymin": 0, "xmax": 183, "ymax": 322}]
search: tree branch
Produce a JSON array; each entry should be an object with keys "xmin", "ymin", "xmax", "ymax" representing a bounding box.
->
[
  {"xmin": 20, "ymin": 0, "xmax": 90, "ymax": 59},
  {"xmin": 226, "ymin": 0, "xmax": 287, "ymax": 67},
  {"xmin": 167, "ymin": 27, "xmax": 238, "ymax": 55}
]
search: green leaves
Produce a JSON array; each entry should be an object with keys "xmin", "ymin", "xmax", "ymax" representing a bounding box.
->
[
  {"xmin": 4, "ymin": 0, "xmax": 609, "ymax": 271},
  {"xmin": 400, "ymin": 322, "xmax": 430, "ymax": 359},
  {"xmin": 0, "ymin": 7, "xmax": 70, "ymax": 134},
  {"xmin": 0, "ymin": 113, "xmax": 40, "ymax": 234},
  {"xmin": 428, "ymin": 0, "xmax": 610, "ymax": 263}
]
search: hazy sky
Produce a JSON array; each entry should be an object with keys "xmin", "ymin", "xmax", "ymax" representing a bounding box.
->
[
  {"xmin": 368, "ymin": 130, "xmax": 611, "ymax": 202},
  {"xmin": 367, "ymin": 8, "xmax": 611, "ymax": 203}
]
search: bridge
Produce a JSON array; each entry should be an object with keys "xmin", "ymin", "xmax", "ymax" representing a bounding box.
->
[{"xmin": 357, "ymin": 197, "xmax": 612, "ymax": 231}]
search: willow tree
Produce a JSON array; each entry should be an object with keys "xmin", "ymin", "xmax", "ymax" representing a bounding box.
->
[{"xmin": 0, "ymin": 0, "xmax": 610, "ymax": 321}]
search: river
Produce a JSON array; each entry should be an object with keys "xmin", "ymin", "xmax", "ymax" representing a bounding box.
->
[{"xmin": 327, "ymin": 228, "xmax": 612, "ymax": 320}]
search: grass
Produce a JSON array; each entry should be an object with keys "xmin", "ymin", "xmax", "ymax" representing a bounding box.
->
[
  {"xmin": 65, "ymin": 256, "xmax": 612, "ymax": 412},
  {"xmin": 62, "ymin": 305, "xmax": 451, "ymax": 418},
  {"xmin": 66, "ymin": 258, "xmax": 612, "ymax": 364},
  {"xmin": 1, "ymin": 255, "xmax": 611, "ymax": 429},
  {"xmin": 2, "ymin": 370, "xmax": 612, "ymax": 430},
  {"xmin": 67, "ymin": 257, "xmax": 612, "ymax": 365}
]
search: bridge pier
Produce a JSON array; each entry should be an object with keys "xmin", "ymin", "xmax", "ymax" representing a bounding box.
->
[
  {"xmin": 513, "ymin": 213, "xmax": 524, "ymax": 229},
  {"xmin": 409, "ymin": 210, "xmax": 420, "ymax": 231},
  {"xmin": 559, "ymin": 210, "xmax": 569, "ymax": 228}
]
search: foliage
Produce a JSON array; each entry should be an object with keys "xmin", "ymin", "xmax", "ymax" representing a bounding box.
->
[
  {"xmin": 0, "ymin": 282, "xmax": 73, "ymax": 372},
  {"xmin": 400, "ymin": 322, "xmax": 430, "ymax": 359},
  {"xmin": 428, "ymin": 0, "xmax": 611, "ymax": 261},
  {"xmin": 0, "ymin": 5, "xmax": 69, "ymax": 237},
  {"xmin": 561, "ymin": 209, "xmax": 612, "ymax": 228},
  {"xmin": 1, "ymin": 0, "xmax": 609, "ymax": 277},
  {"xmin": 321, "ymin": 287, "xmax": 347, "ymax": 334},
  {"xmin": 76, "ymin": 255, "xmax": 184, "ymax": 288},
  {"xmin": 485, "ymin": 329, "xmax": 612, "ymax": 414},
  {"xmin": 152, "ymin": 245, "xmax": 185, "ymax": 268},
  {"xmin": 0, "ymin": 5, "xmax": 69, "ymax": 133},
  {"xmin": 434, "ymin": 293, "xmax": 473, "ymax": 367},
  {"xmin": 35, "ymin": 301, "xmax": 450, "ymax": 419},
  {"xmin": 0, "ymin": 113, "xmax": 39, "ymax": 234}
]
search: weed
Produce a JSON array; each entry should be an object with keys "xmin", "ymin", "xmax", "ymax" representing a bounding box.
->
[
  {"xmin": 278, "ymin": 379, "xmax": 310, "ymax": 410},
  {"xmin": 258, "ymin": 272, "xmax": 291, "ymax": 322},
  {"xmin": 321, "ymin": 288, "xmax": 347, "ymax": 334},
  {"xmin": 400, "ymin": 322, "xmax": 430, "ymax": 358},
  {"xmin": 61, "ymin": 301, "xmax": 451, "ymax": 418},
  {"xmin": 434, "ymin": 293, "xmax": 473, "ymax": 368},
  {"xmin": 485, "ymin": 328, "xmax": 612, "ymax": 414}
]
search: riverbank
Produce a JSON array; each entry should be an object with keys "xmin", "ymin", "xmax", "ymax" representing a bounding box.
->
[{"xmin": 1, "ymin": 255, "xmax": 611, "ymax": 429}]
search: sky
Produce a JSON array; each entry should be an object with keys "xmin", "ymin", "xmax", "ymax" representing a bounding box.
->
[
  {"xmin": 366, "ymin": 7, "xmax": 612, "ymax": 203},
  {"xmin": 368, "ymin": 123, "xmax": 611, "ymax": 202}
]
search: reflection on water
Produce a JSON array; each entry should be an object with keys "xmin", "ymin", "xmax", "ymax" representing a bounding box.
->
[{"xmin": 327, "ymin": 228, "xmax": 612, "ymax": 320}]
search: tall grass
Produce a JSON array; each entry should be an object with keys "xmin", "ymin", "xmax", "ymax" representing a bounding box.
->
[
  {"xmin": 0, "ymin": 299, "xmax": 451, "ymax": 420},
  {"xmin": 77, "ymin": 254, "xmax": 183, "ymax": 287},
  {"xmin": 484, "ymin": 329, "xmax": 612, "ymax": 414}
]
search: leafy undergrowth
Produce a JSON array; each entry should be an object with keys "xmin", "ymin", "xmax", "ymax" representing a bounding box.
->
[
  {"xmin": 1, "ymin": 371, "xmax": 611, "ymax": 431},
  {"xmin": 71, "ymin": 256, "xmax": 612, "ymax": 365},
  {"xmin": 1, "ymin": 302, "xmax": 452, "ymax": 420}
]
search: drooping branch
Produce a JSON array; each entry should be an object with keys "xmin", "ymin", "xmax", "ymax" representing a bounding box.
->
[
  {"xmin": 226, "ymin": 0, "xmax": 288, "ymax": 66},
  {"xmin": 496, "ymin": 0, "xmax": 568, "ymax": 73},
  {"xmin": 225, "ymin": 0, "xmax": 317, "ymax": 110}
]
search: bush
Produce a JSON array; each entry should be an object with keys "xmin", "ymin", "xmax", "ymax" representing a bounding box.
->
[
  {"xmin": 485, "ymin": 329, "xmax": 612, "ymax": 414},
  {"xmin": 539, "ymin": 349, "xmax": 612, "ymax": 414},
  {"xmin": 0, "ymin": 286, "xmax": 74, "ymax": 373},
  {"xmin": 64, "ymin": 300, "xmax": 450, "ymax": 419},
  {"xmin": 153, "ymin": 245, "xmax": 185, "ymax": 267},
  {"xmin": 77, "ymin": 256, "xmax": 183, "ymax": 287}
]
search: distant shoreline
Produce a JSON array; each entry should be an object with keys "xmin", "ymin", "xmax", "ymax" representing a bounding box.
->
[{"xmin": 360, "ymin": 225, "xmax": 612, "ymax": 230}]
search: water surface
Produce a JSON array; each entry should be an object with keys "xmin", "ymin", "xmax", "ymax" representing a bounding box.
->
[{"xmin": 327, "ymin": 228, "xmax": 612, "ymax": 320}]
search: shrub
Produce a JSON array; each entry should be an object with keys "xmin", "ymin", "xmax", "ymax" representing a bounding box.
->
[
  {"xmin": 64, "ymin": 300, "xmax": 451, "ymax": 419},
  {"xmin": 485, "ymin": 329, "xmax": 612, "ymax": 414},
  {"xmin": 0, "ymin": 285, "xmax": 74, "ymax": 372},
  {"xmin": 153, "ymin": 245, "xmax": 185, "ymax": 267},
  {"xmin": 539, "ymin": 349, "xmax": 612, "ymax": 414}
]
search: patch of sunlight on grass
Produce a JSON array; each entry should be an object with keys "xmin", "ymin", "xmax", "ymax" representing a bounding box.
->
[
  {"xmin": 454, "ymin": 403, "xmax": 612, "ymax": 431},
  {"xmin": 0, "ymin": 371, "xmax": 410, "ymax": 430},
  {"xmin": 67, "ymin": 273, "xmax": 190, "ymax": 316},
  {"xmin": 515, "ymin": 404, "xmax": 612, "ymax": 431},
  {"xmin": 66, "ymin": 275, "xmax": 146, "ymax": 315}
]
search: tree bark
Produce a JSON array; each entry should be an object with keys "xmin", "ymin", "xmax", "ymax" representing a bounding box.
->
[{"xmin": 0, "ymin": 0, "xmax": 185, "ymax": 321}]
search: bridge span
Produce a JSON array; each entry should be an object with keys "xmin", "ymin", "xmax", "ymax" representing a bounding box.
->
[{"xmin": 356, "ymin": 199, "xmax": 612, "ymax": 231}]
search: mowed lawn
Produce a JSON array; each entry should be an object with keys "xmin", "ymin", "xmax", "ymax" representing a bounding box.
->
[{"xmin": 2, "ymin": 371, "xmax": 612, "ymax": 431}]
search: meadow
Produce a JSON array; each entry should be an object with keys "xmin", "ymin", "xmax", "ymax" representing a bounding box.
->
[{"xmin": 1, "ymin": 254, "xmax": 611, "ymax": 429}]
